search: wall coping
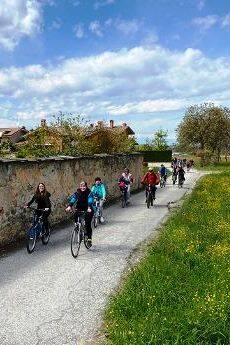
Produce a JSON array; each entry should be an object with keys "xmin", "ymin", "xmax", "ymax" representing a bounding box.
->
[{"xmin": 0, "ymin": 152, "xmax": 143, "ymax": 165}]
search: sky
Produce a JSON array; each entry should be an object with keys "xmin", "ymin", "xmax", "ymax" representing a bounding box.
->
[{"xmin": 0, "ymin": 0, "xmax": 230, "ymax": 143}]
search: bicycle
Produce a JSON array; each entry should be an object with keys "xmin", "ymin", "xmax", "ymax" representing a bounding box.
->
[
  {"xmin": 93, "ymin": 196, "xmax": 103, "ymax": 228},
  {"xmin": 178, "ymin": 176, "xmax": 184, "ymax": 188},
  {"xmin": 26, "ymin": 207, "xmax": 50, "ymax": 254},
  {"xmin": 146, "ymin": 184, "xmax": 155, "ymax": 208},
  {"xmin": 172, "ymin": 173, "xmax": 177, "ymax": 185},
  {"xmin": 120, "ymin": 186, "xmax": 128, "ymax": 208},
  {"xmin": 160, "ymin": 175, "xmax": 167, "ymax": 188},
  {"xmin": 70, "ymin": 210, "xmax": 91, "ymax": 258}
]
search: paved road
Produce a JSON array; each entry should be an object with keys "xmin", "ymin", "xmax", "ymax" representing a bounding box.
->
[{"xmin": 0, "ymin": 170, "xmax": 203, "ymax": 345}]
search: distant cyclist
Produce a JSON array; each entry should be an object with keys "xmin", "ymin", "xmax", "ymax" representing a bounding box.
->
[
  {"xmin": 25, "ymin": 182, "xmax": 51, "ymax": 234},
  {"xmin": 178, "ymin": 166, "xmax": 185, "ymax": 185},
  {"xmin": 159, "ymin": 164, "xmax": 167, "ymax": 182},
  {"xmin": 141, "ymin": 168, "xmax": 158, "ymax": 203},
  {"xmin": 91, "ymin": 177, "xmax": 106, "ymax": 222},
  {"xmin": 66, "ymin": 181, "xmax": 94, "ymax": 248},
  {"xmin": 118, "ymin": 168, "xmax": 133, "ymax": 203}
]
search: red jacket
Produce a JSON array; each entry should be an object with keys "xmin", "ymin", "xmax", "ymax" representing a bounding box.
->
[{"xmin": 142, "ymin": 172, "xmax": 158, "ymax": 185}]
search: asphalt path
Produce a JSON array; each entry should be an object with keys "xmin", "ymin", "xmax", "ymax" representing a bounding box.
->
[{"xmin": 0, "ymin": 170, "xmax": 203, "ymax": 345}]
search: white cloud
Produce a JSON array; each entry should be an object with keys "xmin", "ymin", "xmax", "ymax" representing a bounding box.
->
[
  {"xmin": 0, "ymin": 46, "xmax": 230, "ymax": 126},
  {"xmin": 70, "ymin": 0, "xmax": 81, "ymax": 6},
  {"xmin": 222, "ymin": 13, "xmax": 230, "ymax": 27},
  {"xmin": 89, "ymin": 21, "xmax": 103, "ymax": 37},
  {"xmin": 107, "ymin": 99, "xmax": 185, "ymax": 115},
  {"xmin": 192, "ymin": 12, "xmax": 230, "ymax": 31},
  {"xmin": 192, "ymin": 15, "xmax": 219, "ymax": 31},
  {"xmin": 49, "ymin": 18, "xmax": 62, "ymax": 30},
  {"xmin": 94, "ymin": 0, "xmax": 115, "ymax": 10},
  {"xmin": 73, "ymin": 23, "xmax": 84, "ymax": 38},
  {"xmin": 0, "ymin": 0, "xmax": 43, "ymax": 51},
  {"xmin": 197, "ymin": 0, "xmax": 205, "ymax": 11},
  {"xmin": 114, "ymin": 19, "xmax": 141, "ymax": 36}
]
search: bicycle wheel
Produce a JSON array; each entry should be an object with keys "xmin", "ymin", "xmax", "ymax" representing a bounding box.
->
[
  {"xmin": 93, "ymin": 214, "xmax": 98, "ymax": 228},
  {"xmin": 26, "ymin": 226, "xmax": 37, "ymax": 254},
  {"xmin": 84, "ymin": 234, "xmax": 91, "ymax": 249},
  {"xmin": 41, "ymin": 226, "xmax": 50, "ymax": 245},
  {"xmin": 121, "ymin": 194, "xmax": 125, "ymax": 208},
  {"xmin": 71, "ymin": 224, "xmax": 82, "ymax": 258},
  {"xmin": 146, "ymin": 194, "xmax": 151, "ymax": 208}
]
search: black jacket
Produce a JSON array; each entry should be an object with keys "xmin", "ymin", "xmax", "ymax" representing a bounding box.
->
[{"xmin": 27, "ymin": 192, "xmax": 51, "ymax": 210}]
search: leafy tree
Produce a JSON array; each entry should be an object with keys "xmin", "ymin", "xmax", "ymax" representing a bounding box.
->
[
  {"xmin": 137, "ymin": 138, "xmax": 154, "ymax": 151},
  {"xmin": 152, "ymin": 129, "xmax": 168, "ymax": 151},
  {"xmin": 177, "ymin": 103, "xmax": 230, "ymax": 161}
]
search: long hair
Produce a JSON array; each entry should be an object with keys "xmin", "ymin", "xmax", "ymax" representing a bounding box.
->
[{"xmin": 35, "ymin": 183, "xmax": 47, "ymax": 197}]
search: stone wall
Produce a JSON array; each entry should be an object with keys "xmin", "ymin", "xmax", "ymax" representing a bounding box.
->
[{"xmin": 0, "ymin": 153, "xmax": 143, "ymax": 247}]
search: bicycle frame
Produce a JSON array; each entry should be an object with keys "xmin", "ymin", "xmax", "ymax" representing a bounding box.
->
[{"xmin": 28, "ymin": 207, "xmax": 45, "ymax": 237}]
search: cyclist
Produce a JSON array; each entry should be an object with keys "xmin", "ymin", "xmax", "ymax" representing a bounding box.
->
[
  {"xmin": 178, "ymin": 166, "xmax": 185, "ymax": 185},
  {"xmin": 171, "ymin": 157, "xmax": 177, "ymax": 169},
  {"xmin": 66, "ymin": 181, "xmax": 94, "ymax": 248},
  {"xmin": 172, "ymin": 165, "xmax": 178, "ymax": 183},
  {"xmin": 141, "ymin": 168, "xmax": 158, "ymax": 204},
  {"xmin": 159, "ymin": 164, "xmax": 167, "ymax": 183},
  {"xmin": 118, "ymin": 168, "xmax": 133, "ymax": 203},
  {"xmin": 91, "ymin": 177, "xmax": 106, "ymax": 222},
  {"xmin": 25, "ymin": 183, "xmax": 51, "ymax": 234}
]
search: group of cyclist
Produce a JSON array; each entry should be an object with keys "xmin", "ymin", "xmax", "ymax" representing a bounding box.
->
[
  {"xmin": 25, "ymin": 159, "xmax": 192, "ymax": 249},
  {"xmin": 171, "ymin": 156, "xmax": 194, "ymax": 185}
]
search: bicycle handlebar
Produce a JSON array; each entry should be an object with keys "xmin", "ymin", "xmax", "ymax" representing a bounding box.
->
[{"xmin": 26, "ymin": 206, "xmax": 48, "ymax": 212}]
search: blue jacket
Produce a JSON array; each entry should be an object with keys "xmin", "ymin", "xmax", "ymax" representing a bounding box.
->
[
  {"xmin": 91, "ymin": 183, "xmax": 106, "ymax": 199},
  {"xmin": 68, "ymin": 188, "xmax": 94, "ymax": 210},
  {"xmin": 159, "ymin": 167, "xmax": 167, "ymax": 175}
]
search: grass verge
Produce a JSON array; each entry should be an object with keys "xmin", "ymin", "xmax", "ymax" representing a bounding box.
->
[{"xmin": 103, "ymin": 168, "xmax": 230, "ymax": 344}]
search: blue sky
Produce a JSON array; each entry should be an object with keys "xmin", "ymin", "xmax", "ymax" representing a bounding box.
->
[{"xmin": 0, "ymin": 0, "xmax": 230, "ymax": 142}]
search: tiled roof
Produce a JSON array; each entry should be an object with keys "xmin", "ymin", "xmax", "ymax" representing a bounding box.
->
[{"xmin": 0, "ymin": 127, "xmax": 27, "ymax": 136}]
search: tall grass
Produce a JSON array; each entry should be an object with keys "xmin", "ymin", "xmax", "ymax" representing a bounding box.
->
[{"xmin": 103, "ymin": 169, "xmax": 230, "ymax": 344}]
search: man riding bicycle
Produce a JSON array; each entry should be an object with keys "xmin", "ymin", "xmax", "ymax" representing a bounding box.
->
[
  {"xmin": 141, "ymin": 168, "xmax": 158, "ymax": 204},
  {"xmin": 91, "ymin": 177, "xmax": 106, "ymax": 222},
  {"xmin": 66, "ymin": 181, "xmax": 94, "ymax": 248}
]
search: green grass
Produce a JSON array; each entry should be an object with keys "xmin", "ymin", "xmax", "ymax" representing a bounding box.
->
[
  {"xmin": 196, "ymin": 161, "xmax": 230, "ymax": 172},
  {"xmin": 103, "ymin": 167, "xmax": 230, "ymax": 345}
]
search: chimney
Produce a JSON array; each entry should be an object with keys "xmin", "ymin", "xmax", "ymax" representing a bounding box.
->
[
  {"xmin": 97, "ymin": 121, "xmax": 103, "ymax": 128},
  {"xmin": 41, "ymin": 119, "xmax": 47, "ymax": 127},
  {"xmin": 110, "ymin": 119, "xmax": 114, "ymax": 128}
]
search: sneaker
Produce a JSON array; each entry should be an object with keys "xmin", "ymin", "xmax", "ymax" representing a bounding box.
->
[
  {"xmin": 100, "ymin": 216, "xmax": 105, "ymax": 223},
  {"xmin": 87, "ymin": 238, "xmax": 92, "ymax": 248}
]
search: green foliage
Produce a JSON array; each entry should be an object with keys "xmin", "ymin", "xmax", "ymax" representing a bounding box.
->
[
  {"xmin": 104, "ymin": 168, "xmax": 230, "ymax": 345},
  {"xmin": 177, "ymin": 103, "xmax": 230, "ymax": 161},
  {"xmin": 15, "ymin": 112, "xmax": 136, "ymax": 157},
  {"xmin": 0, "ymin": 139, "xmax": 16, "ymax": 157},
  {"xmin": 152, "ymin": 129, "xmax": 169, "ymax": 150},
  {"xmin": 137, "ymin": 150, "xmax": 172, "ymax": 162}
]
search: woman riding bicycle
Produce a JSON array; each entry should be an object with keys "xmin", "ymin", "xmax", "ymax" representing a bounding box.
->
[
  {"xmin": 25, "ymin": 183, "xmax": 51, "ymax": 233},
  {"xmin": 118, "ymin": 168, "xmax": 133, "ymax": 203},
  {"xmin": 66, "ymin": 181, "xmax": 94, "ymax": 248},
  {"xmin": 91, "ymin": 177, "xmax": 106, "ymax": 222}
]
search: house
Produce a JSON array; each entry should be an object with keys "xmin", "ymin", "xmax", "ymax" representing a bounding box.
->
[
  {"xmin": 86, "ymin": 120, "xmax": 135, "ymax": 139},
  {"xmin": 0, "ymin": 127, "xmax": 28, "ymax": 144},
  {"xmin": 26, "ymin": 119, "xmax": 64, "ymax": 152}
]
